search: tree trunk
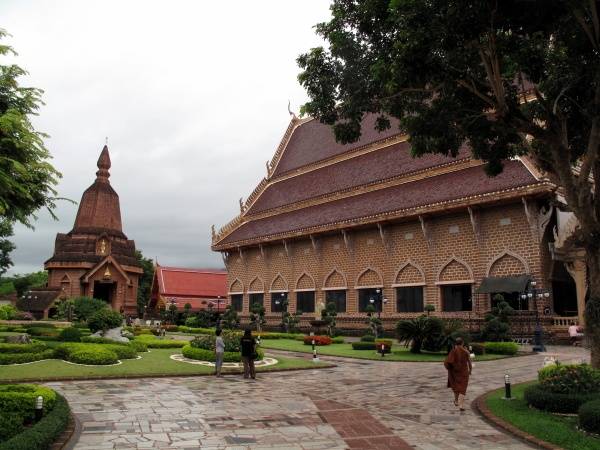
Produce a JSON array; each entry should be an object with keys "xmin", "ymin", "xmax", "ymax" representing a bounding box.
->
[{"xmin": 585, "ymin": 244, "xmax": 600, "ymax": 368}]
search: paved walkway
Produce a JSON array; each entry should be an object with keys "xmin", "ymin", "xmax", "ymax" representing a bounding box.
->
[{"xmin": 48, "ymin": 345, "xmax": 589, "ymax": 450}]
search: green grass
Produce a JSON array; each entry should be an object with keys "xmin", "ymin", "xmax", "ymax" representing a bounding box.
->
[
  {"xmin": 485, "ymin": 382, "xmax": 600, "ymax": 450},
  {"xmin": 260, "ymin": 339, "xmax": 508, "ymax": 361},
  {"xmin": 0, "ymin": 349, "xmax": 330, "ymax": 381}
]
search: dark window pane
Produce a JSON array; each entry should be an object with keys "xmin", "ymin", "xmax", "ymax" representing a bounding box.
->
[
  {"xmin": 230, "ymin": 294, "xmax": 243, "ymax": 312},
  {"xmin": 396, "ymin": 287, "xmax": 424, "ymax": 312},
  {"xmin": 358, "ymin": 288, "xmax": 382, "ymax": 312},
  {"xmin": 491, "ymin": 292, "xmax": 527, "ymax": 310},
  {"xmin": 441, "ymin": 284, "xmax": 472, "ymax": 311},
  {"xmin": 325, "ymin": 290, "xmax": 346, "ymax": 312},
  {"xmin": 249, "ymin": 293, "xmax": 264, "ymax": 309},
  {"xmin": 296, "ymin": 291, "xmax": 315, "ymax": 313},
  {"xmin": 271, "ymin": 292, "xmax": 287, "ymax": 312}
]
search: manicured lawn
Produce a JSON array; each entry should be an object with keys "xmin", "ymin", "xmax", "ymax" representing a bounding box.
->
[
  {"xmin": 485, "ymin": 382, "xmax": 600, "ymax": 450},
  {"xmin": 0, "ymin": 349, "xmax": 331, "ymax": 382},
  {"xmin": 260, "ymin": 339, "xmax": 509, "ymax": 361}
]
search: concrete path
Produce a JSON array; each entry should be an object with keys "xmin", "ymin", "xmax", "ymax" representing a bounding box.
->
[{"xmin": 48, "ymin": 345, "xmax": 590, "ymax": 450}]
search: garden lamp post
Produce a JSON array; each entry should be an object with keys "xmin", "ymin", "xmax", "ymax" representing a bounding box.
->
[
  {"xmin": 216, "ymin": 295, "xmax": 222, "ymax": 329},
  {"xmin": 521, "ymin": 280, "xmax": 550, "ymax": 352},
  {"xmin": 275, "ymin": 293, "xmax": 287, "ymax": 332}
]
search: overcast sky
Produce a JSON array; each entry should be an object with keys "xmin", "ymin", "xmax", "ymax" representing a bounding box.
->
[{"xmin": 2, "ymin": 0, "xmax": 331, "ymax": 274}]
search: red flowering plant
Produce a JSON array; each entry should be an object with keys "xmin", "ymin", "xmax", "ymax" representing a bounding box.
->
[{"xmin": 303, "ymin": 335, "xmax": 332, "ymax": 346}]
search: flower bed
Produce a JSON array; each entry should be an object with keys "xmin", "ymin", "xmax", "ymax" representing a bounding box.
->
[{"xmin": 303, "ymin": 335, "xmax": 332, "ymax": 346}]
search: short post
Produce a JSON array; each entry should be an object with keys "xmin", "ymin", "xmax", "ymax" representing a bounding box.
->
[
  {"xmin": 312, "ymin": 339, "xmax": 319, "ymax": 362},
  {"xmin": 35, "ymin": 395, "xmax": 43, "ymax": 421},
  {"xmin": 503, "ymin": 374, "xmax": 512, "ymax": 400},
  {"xmin": 380, "ymin": 343, "xmax": 385, "ymax": 358}
]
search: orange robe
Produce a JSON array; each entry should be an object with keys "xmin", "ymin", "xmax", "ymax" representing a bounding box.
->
[{"xmin": 444, "ymin": 346, "xmax": 471, "ymax": 395}]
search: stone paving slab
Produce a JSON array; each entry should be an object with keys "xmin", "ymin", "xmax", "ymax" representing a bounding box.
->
[{"xmin": 47, "ymin": 346, "xmax": 589, "ymax": 449}]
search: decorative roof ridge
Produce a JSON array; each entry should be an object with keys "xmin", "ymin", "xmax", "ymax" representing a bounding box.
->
[
  {"xmin": 213, "ymin": 181, "xmax": 554, "ymax": 250},
  {"xmin": 244, "ymin": 157, "xmax": 477, "ymax": 221},
  {"xmin": 266, "ymin": 115, "xmax": 313, "ymax": 179},
  {"xmin": 158, "ymin": 266, "xmax": 227, "ymax": 274}
]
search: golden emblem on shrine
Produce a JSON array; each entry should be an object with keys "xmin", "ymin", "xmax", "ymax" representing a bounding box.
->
[
  {"xmin": 103, "ymin": 265, "xmax": 112, "ymax": 279},
  {"xmin": 99, "ymin": 239, "xmax": 107, "ymax": 254}
]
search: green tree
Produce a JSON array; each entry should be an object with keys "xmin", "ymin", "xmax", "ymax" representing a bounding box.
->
[
  {"xmin": 221, "ymin": 305, "xmax": 240, "ymax": 329},
  {"xmin": 7, "ymin": 271, "xmax": 48, "ymax": 297},
  {"xmin": 397, "ymin": 316, "xmax": 444, "ymax": 354},
  {"xmin": 321, "ymin": 301, "xmax": 338, "ymax": 337},
  {"xmin": 0, "ymin": 220, "xmax": 15, "ymax": 275},
  {"xmin": 0, "ymin": 29, "xmax": 61, "ymax": 227},
  {"xmin": 298, "ymin": 1, "xmax": 600, "ymax": 365},
  {"xmin": 73, "ymin": 296, "xmax": 107, "ymax": 321},
  {"xmin": 135, "ymin": 250, "xmax": 154, "ymax": 317},
  {"xmin": 249, "ymin": 302, "xmax": 266, "ymax": 332}
]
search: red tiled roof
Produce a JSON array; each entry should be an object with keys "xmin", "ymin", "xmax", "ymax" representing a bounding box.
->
[
  {"xmin": 168, "ymin": 297, "xmax": 227, "ymax": 311},
  {"xmin": 155, "ymin": 266, "xmax": 227, "ymax": 298},
  {"xmin": 221, "ymin": 160, "xmax": 540, "ymax": 245},
  {"xmin": 272, "ymin": 114, "xmax": 402, "ymax": 176},
  {"xmin": 249, "ymin": 141, "xmax": 470, "ymax": 215}
]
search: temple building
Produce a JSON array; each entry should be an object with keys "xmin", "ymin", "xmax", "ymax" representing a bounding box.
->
[
  {"xmin": 212, "ymin": 114, "xmax": 585, "ymax": 335},
  {"xmin": 147, "ymin": 265, "xmax": 228, "ymax": 314},
  {"xmin": 43, "ymin": 145, "xmax": 143, "ymax": 316}
]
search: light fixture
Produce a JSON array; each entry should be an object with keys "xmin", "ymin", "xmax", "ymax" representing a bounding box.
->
[
  {"xmin": 527, "ymin": 293, "xmax": 533, "ymax": 299},
  {"xmin": 369, "ymin": 298, "xmax": 375, "ymax": 304}
]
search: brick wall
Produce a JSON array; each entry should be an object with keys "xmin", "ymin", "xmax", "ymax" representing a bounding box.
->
[{"xmin": 224, "ymin": 200, "xmax": 553, "ymax": 328}]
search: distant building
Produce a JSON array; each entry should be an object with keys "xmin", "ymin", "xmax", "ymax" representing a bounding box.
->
[
  {"xmin": 15, "ymin": 288, "xmax": 62, "ymax": 319},
  {"xmin": 42, "ymin": 145, "xmax": 143, "ymax": 316},
  {"xmin": 147, "ymin": 265, "xmax": 228, "ymax": 314},
  {"xmin": 212, "ymin": 114, "xmax": 582, "ymax": 334}
]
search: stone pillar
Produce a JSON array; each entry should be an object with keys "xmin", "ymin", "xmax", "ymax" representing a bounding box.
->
[{"xmin": 565, "ymin": 259, "xmax": 587, "ymax": 326}]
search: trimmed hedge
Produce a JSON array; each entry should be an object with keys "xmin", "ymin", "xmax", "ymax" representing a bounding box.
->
[
  {"xmin": 129, "ymin": 340, "xmax": 148, "ymax": 352},
  {"xmin": 331, "ymin": 337, "xmax": 345, "ymax": 344},
  {"xmin": 88, "ymin": 309, "xmax": 123, "ymax": 333},
  {"xmin": 524, "ymin": 383, "xmax": 600, "ymax": 414},
  {"xmin": 134, "ymin": 336, "xmax": 187, "ymax": 348},
  {"xmin": 80, "ymin": 336, "xmax": 146, "ymax": 351},
  {"xmin": 25, "ymin": 327, "xmax": 59, "ymax": 337},
  {"xmin": 181, "ymin": 345, "xmax": 264, "ymax": 362},
  {"xmin": 68, "ymin": 348, "xmax": 118, "ymax": 365},
  {"xmin": 470, "ymin": 343, "xmax": 486, "ymax": 355},
  {"xmin": 303, "ymin": 335, "xmax": 332, "ymax": 346},
  {"xmin": 0, "ymin": 349, "xmax": 55, "ymax": 365},
  {"xmin": 375, "ymin": 339, "xmax": 393, "ymax": 353},
  {"xmin": 58, "ymin": 327, "xmax": 82, "ymax": 342},
  {"xmin": 0, "ymin": 412, "xmax": 24, "ymax": 442},
  {"xmin": 360, "ymin": 335, "xmax": 375, "ymax": 342},
  {"xmin": 538, "ymin": 363, "xmax": 600, "ymax": 394},
  {"xmin": 24, "ymin": 323, "xmax": 57, "ymax": 328},
  {"xmin": 352, "ymin": 342, "xmax": 377, "ymax": 350},
  {"xmin": 579, "ymin": 399, "xmax": 600, "ymax": 434},
  {"xmin": 0, "ymin": 384, "xmax": 56, "ymax": 420},
  {"xmin": 0, "ymin": 393, "xmax": 70, "ymax": 450},
  {"xmin": 484, "ymin": 342, "xmax": 519, "ymax": 355},
  {"xmin": 0, "ymin": 342, "xmax": 48, "ymax": 354}
]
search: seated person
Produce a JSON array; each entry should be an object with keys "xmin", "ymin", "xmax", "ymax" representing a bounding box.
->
[{"xmin": 568, "ymin": 322, "xmax": 584, "ymax": 345}]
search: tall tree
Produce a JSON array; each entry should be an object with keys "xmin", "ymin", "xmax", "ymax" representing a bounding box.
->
[
  {"xmin": 0, "ymin": 29, "xmax": 61, "ymax": 227},
  {"xmin": 298, "ymin": 0, "xmax": 600, "ymax": 365},
  {"xmin": 135, "ymin": 250, "xmax": 154, "ymax": 317},
  {"xmin": 0, "ymin": 219, "xmax": 15, "ymax": 275}
]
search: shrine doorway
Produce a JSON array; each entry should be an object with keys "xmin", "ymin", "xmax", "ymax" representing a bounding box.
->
[{"xmin": 94, "ymin": 281, "xmax": 116, "ymax": 305}]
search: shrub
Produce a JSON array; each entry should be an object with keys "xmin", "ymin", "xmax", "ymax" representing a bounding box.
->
[
  {"xmin": 484, "ymin": 342, "xmax": 519, "ymax": 355},
  {"xmin": 524, "ymin": 383, "xmax": 600, "ymax": 414},
  {"xmin": 0, "ymin": 342, "xmax": 48, "ymax": 354},
  {"xmin": 190, "ymin": 331, "xmax": 241, "ymax": 352},
  {"xmin": 0, "ymin": 384, "xmax": 56, "ymax": 420},
  {"xmin": 0, "ymin": 412, "xmax": 24, "ymax": 442},
  {"xmin": 538, "ymin": 364, "xmax": 600, "ymax": 394},
  {"xmin": 88, "ymin": 309, "xmax": 123, "ymax": 333},
  {"xmin": 375, "ymin": 339, "xmax": 393, "ymax": 353},
  {"xmin": 352, "ymin": 341, "xmax": 377, "ymax": 350},
  {"xmin": 129, "ymin": 340, "xmax": 148, "ymax": 352},
  {"xmin": 579, "ymin": 399, "xmax": 600, "ymax": 434},
  {"xmin": 133, "ymin": 328, "xmax": 154, "ymax": 335},
  {"xmin": 361, "ymin": 335, "xmax": 375, "ymax": 342},
  {"xmin": 163, "ymin": 325, "xmax": 179, "ymax": 332},
  {"xmin": 58, "ymin": 327, "xmax": 82, "ymax": 342},
  {"xmin": 182, "ymin": 345, "xmax": 264, "ymax": 363},
  {"xmin": 26, "ymin": 327, "xmax": 58, "ymax": 337},
  {"xmin": 470, "ymin": 343, "xmax": 486, "ymax": 355},
  {"xmin": 133, "ymin": 336, "xmax": 187, "ymax": 348},
  {"xmin": 23, "ymin": 322, "xmax": 57, "ymax": 328},
  {"xmin": 73, "ymin": 296, "xmax": 108, "ymax": 321},
  {"xmin": 0, "ymin": 349, "xmax": 55, "ymax": 365},
  {"xmin": 331, "ymin": 337, "xmax": 345, "ymax": 344},
  {"xmin": 68, "ymin": 348, "xmax": 118, "ymax": 365},
  {"xmin": 13, "ymin": 311, "xmax": 33, "ymax": 321},
  {"xmin": 397, "ymin": 315, "xmax": 443, "ymax": 353},
  {"xmin": 0, "ymin": 393, "xmax": 70, "ymax": 450},
  {"xmin": 103, "ymin": 344, "xmax": 137, "ymax": 360},
  {"xmin": 0, "ymin": 305, "xmax": 17, "ymax": 320},
  {"xmin": 303, "ymin": 335, "xmax": 332, "ymax": 346}
]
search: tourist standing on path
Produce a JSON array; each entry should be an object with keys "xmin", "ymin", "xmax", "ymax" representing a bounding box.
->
[
  {"xmin": 240, "ymin": 329, "xmax": 256, "ymax": 380},
  {"xmin": 444, "ymin": 337, "xmax": 472, "ymax": 411},
  {"xmin": 215, "ymin": 329, "xmax": 225, "ymax": 377}
]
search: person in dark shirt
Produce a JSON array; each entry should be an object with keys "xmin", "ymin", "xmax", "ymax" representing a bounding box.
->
[{"xmin": 240, "ymin": 328, "xmax": 256, "ymax": 379}]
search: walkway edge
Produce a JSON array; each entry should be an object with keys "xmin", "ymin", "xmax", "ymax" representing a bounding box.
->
[{"xmin": 473, "ymin": 383, "xmax": 563, "ymax": 450}]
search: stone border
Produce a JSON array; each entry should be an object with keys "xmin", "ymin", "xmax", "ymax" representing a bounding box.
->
[
  {"xmin": 473, "ymin": 383, "xmax": 563, "ymax": 450},
  {"xmin": 170, "ymin": 354, "xmax": 278, "ymax": 367}
]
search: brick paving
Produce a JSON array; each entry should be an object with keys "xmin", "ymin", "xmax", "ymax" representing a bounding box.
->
[{"xmin": 48, "ymin": 345, "xmax": 589, "ymax": 450}]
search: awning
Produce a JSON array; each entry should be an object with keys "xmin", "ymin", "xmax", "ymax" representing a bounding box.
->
[{"xmin": 476, "ymin": 275, "xmax": 530, "ymax": 294}]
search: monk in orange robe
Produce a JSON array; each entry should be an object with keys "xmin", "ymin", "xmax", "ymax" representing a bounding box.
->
[{"xmin": 444, "ymin": 337, "xmax": 472, "ymax": 411}]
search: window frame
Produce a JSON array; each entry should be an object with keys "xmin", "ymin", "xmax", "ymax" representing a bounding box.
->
[
  {"xmin": 395, "ymin": 285, "xmax": 424, "ymax": 313},
  {"xmin": 440, "ymin": 284, "xmax": 473, "ymax": 312},
  {"xmin": 295, "ymin": 290, "xmax": 315, "ymax": 313}
]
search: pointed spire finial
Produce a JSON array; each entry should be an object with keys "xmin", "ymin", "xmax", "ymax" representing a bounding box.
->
[{"xmin": 96, "ymin": 143, "xmax": 111, "ymax": 183}]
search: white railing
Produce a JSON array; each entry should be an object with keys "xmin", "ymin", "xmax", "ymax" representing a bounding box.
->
[{"xmin": 552, "ymin": 316, "xmax": 578, "ymax": 327}]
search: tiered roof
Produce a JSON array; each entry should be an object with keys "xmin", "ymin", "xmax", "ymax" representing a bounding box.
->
[{"xmin": 212, "ymin": 115, "xmax": 553, "ymax": 251}]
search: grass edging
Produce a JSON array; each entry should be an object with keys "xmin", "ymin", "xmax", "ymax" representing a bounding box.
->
[
  {"xmin": 0, "ymin": 362, "xmax": 336, "ymax": 383},
  {"xmin": 473, "ymin": 382, "xmax": 564, "ymax": 450}
]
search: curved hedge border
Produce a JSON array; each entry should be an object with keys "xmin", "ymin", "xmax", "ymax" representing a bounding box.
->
[
  {"xmin": 0, "ymin": 393, "xmax": 70, "ymax": 450},
  {"xmin": 181, "ymin": 345, "xmax": 264, "ymax": 362},
  {"xmin": 134, "ymin": 337, "xmax": 187, "ymax": 348},
  {"xmin": 523, "ymin": 383, "xmax": 600, "ymax": 414},
  {"xmin": 0, "ymin": 343, "xmax": 48, "ymax": 354},
  {"xmin": 0, "ymin": 349, "xmax": 55, "ymax": 365}
]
